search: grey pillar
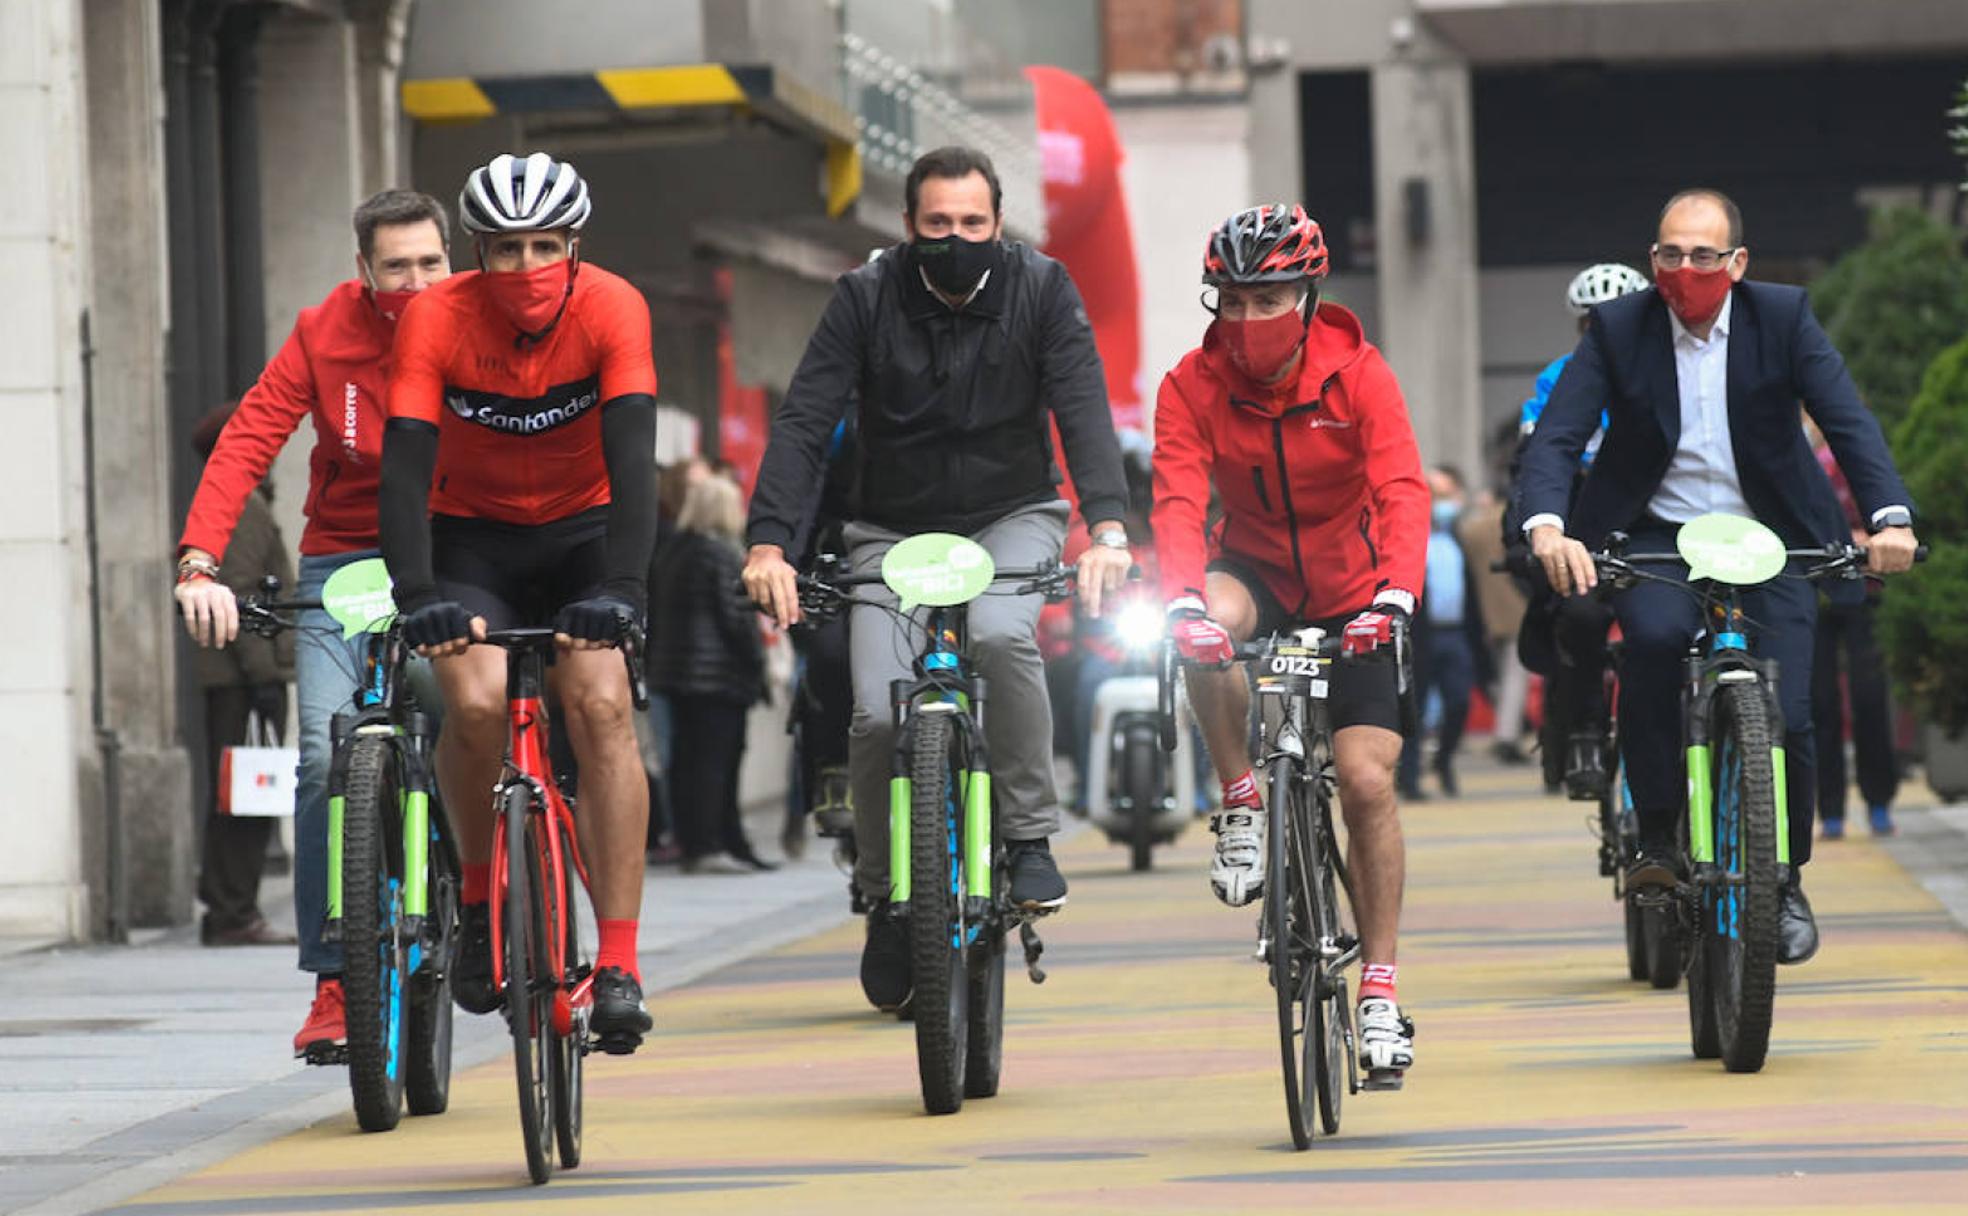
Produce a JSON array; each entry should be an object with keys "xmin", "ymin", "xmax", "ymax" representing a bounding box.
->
[{"xmin": 1370, "ymin": 56, "xmax": 1481, "ymax": 476}]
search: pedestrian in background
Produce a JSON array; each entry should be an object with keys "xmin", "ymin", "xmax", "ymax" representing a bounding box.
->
[
  {"xmin": 188, "ymin": 402, "xmax": 297, "ymax": 947},
  {"xmin": 1806, "ymin": 417, "xmax": 1900, "ymax": 838},
  {"xmin": 1458, "ymin": 485, "xmax": 1532, "ymax": 766},
  {"xmin": 651, "ymin": 473, "xmax": 772, "ymax": 873},
  {"xmin": 1398, "ymin": 465, "xmax": 1489, "ymax": 798}
]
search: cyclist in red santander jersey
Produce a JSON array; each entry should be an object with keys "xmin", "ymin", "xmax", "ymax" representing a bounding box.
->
[
  {"xmin": 379, "ymin": 153, "xmax": 658, "ymax": 1052},
  {"xmin": 1152, "ymin": 204, "xmax": 1428, "ymax": 1086}
]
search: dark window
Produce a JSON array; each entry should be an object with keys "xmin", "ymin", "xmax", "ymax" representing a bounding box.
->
[{"xmin": 1297, "ymin": 70, "xmax": 1376, "ymax": 273}]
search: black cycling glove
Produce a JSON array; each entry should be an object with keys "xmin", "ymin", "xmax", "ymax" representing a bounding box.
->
[
  {"xmin": 555, "ymin": 594, "xmax": 636, "ymax": 643},
  {"xmin": 402, "ymin": 600, "xmax": 474, "ymax": 650}
]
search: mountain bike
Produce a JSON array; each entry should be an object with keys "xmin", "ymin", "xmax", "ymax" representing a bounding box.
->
[
  {"xmin": 795, "ymin": 534, "xmax": 1065, "ymax": 1116},
  {"xmin": 483, "ymin": 621, "xmax": 648, "ymax": 1184},
  {"xmin": 240, "ymin": 560, "xmax": 457, "ymax": 1132},
  {"xmin": 1589, "ymin": 514, "xmax": 1922, "ymax": 1073},
  {"xmin": 1160, "ymin": 625, "xmax": 1386, "ymax": 1149}
]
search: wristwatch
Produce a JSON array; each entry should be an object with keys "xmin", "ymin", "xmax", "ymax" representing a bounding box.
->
[
  {"xmin": 1869, "ymin": 507, "xmax": 1912, "ymax": 533},
  {"xmin": 1091, "ymin": 527, "xmax": 1129, "ymax": 550}
]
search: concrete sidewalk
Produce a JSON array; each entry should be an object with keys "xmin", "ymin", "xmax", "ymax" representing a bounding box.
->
[{"xmin": 0, "ymin": 810, "xmax": 857, "ymax": 1216}]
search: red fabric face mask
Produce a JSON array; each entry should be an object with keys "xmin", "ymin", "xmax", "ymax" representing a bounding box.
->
[
  {"xmin": 369, "ymin": 288, "xmax": 418, "ymax": 325},
  {"xmin": 483, "ymin": 259, "xmax": 576, "ymax": 340},
  {"xmin": 1219, "ymin": 308, "xmax": 1307, "ymax": 383},
  {"xmin": 1655, "ymin": 265, "xmax": 1733, "ymax": 329}
]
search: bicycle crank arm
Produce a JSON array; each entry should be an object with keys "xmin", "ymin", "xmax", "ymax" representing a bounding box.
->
[{"xmin": 1019, "ymin": 921, "xmax": 1047, "ymax": 984}]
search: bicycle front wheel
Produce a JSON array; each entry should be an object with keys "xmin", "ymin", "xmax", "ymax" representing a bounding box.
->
[
  {"xmin": 1704, "ymin": 682, "xmax": 1781, "ymax": 1073},
  {"xmin": 1266, "ymin": 756, "xmax": 1316, "ymax": 1150},
  {"xmin": 1305, "ymin": 757, "xmax": 1348, "ymax": 1138},
  {"xmin": 501, "ymin": 784, "xmax": 554, "ymax": 1184},
  {"xmin": 550, "ymin": 817, "xmax": 584, "ymax": 1168},
  {"xmin": 341, "ymin": 737, "xmax": 408, "ymax": 1133},
  {"xmin": 907, "ymin": 711, "xmax": 969, "ymax": 1115}
]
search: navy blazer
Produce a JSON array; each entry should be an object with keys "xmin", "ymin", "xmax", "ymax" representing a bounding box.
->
[{"xmin": 1517, "ymin": 281, "xmax": 1910, "ymax": 553}]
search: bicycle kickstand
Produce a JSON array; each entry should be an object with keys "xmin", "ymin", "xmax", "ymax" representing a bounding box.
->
[{"xmin": 1019, "ymin": 920, "xmax": 1047, "ymax": 985}]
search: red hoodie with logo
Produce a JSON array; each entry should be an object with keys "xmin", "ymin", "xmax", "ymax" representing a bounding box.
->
[
  {"xmin": 179, "ymin": 280, "xmax": 395, "ymax": 560},
  {"xmin": 1151, "ymin": 300, "xmax": 1428, "ymax": 622}
]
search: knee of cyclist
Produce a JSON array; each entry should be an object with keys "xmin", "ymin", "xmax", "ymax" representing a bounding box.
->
[
  {"xmin": 562, "ymin": 685, "xmax": 631, "ymax": 737},
  {"xmin": 444, "ymin": 688, "xmax": 509, "ymax": 742},
  {"xmin": 1336, "ymin": 756, "xmax": 1395, "ymax": 810}
]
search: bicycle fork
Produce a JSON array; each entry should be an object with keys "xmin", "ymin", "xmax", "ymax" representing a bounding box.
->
[{"xmin": 323, "ymin": 713, "xmax": 438, "ymax": 959}]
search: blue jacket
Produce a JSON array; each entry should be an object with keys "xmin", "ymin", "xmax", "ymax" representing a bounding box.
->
[{"xmin": 1517, "ymin": 281, "xmax": 1910, "ymax": 552}]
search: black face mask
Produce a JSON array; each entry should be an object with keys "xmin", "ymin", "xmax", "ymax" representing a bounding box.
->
[{"xmin": 911, "ymin": 233, "xmax": 999, "ymax": 298}]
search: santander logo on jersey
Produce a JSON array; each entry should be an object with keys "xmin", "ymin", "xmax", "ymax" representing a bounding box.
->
[{"xmin": 444, "ymin": 375, "xmax": 602, "ymax": 435}]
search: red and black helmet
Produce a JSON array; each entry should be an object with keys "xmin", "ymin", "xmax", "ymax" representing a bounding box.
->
[{"xmin": 1201, "ymin": 204, "xmax": 1329, "ymax": 286}]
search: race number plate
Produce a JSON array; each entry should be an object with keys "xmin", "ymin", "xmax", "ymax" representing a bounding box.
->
[{"xmin": 1254, "ymin": 645, "xmax": 1329, "ymax": 700}]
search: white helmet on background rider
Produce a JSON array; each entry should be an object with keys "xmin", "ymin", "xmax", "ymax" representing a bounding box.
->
[{"xmin": 1565, "ymin": 262, "xmax": 1649, "ymax": 316}]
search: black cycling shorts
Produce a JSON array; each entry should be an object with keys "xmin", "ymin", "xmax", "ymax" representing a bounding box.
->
[
  {"xmin": 1207, "ymin": 555, "xmax": 1403, "ymax": 735},
  {"xmin": 432, "ymin": 507, "xmax": 607, "ymax": 631}
]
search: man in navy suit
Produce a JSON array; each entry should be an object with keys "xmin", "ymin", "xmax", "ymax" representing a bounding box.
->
[{"xmin": 1517, "ymin": 188, "xmax": 1921, "ymax": 965}]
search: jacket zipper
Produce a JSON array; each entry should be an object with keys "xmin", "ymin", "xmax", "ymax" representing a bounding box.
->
[
  {"xmin": 1250, "ymin": 465, "xmax": 1272, "ymax": 512},
  {"xmin": 1270, "ymin": 418, "xmax": 1310, "ymax": 615},
  {"xmin": 1357, "ymin": 505, "xmax": 1379, "ymax": 570}
]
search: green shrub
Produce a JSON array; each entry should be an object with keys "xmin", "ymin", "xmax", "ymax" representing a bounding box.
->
[
  {"xmin": 1881, "ymin": 335, "xmax": 1968, "ymax": 734},
  {"xmin": 1810, "ymin": 208, "xmax": 1968, "ymax": 437}
]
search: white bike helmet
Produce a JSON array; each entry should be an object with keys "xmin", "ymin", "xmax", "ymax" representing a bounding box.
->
[
  {"xmin": 459, "ymin": 152, "xmax": 591, "ymax": 234},
  {"xmin": 1565, "ymin": 262, "xmax": 1649, "ymax": 316}
]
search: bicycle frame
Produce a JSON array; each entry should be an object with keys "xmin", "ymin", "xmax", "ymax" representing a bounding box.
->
[
  {"xmin": 1681, "ymin": 586, "xmax": 1791, "ymax": 873},
  {"xmin": 886, "ymin": 608, "xmax": 995, "ymax": 912}
]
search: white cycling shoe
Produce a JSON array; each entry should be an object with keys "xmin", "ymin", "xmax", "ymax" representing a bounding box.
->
[
  {"xmin": 1209, "ymin": 807, "xmax": 1265, "ymax": 907},
  {"xmin": 1357, "ymin": 996, "xmax": 1415, "ymax": 1090}
]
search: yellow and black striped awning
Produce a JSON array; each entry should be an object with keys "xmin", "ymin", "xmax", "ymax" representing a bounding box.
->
[{"xmin": 402, "ymin": 64, "xmax": 861, "ymax": 217}]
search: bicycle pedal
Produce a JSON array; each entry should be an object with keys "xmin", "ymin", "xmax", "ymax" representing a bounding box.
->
[
  {"xmin": 1361, "ymin": 1069, "xmax": 1406, "ymax": 1092},
  {"xmin": 301, "ymin": 1041, "xmax": 348, "ymax": 1067},
  {"xmin": 591, "ymin": 1032, "xmax": 641, "ymax": 1057}
]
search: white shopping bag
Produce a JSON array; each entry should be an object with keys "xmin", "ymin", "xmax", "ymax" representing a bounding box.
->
[{"xmin": 219, "ymin": 711, "xmax": 296, "ymax": 816}]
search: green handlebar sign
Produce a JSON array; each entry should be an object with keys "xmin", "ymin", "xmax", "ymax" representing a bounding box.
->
[
  {"xmin": 320, "ymin": 558, "xmax": 397, "ymax": 637},
  {"xmin": 881, "ymin": 532, "xmax": 995, "ymax": 612},
  {"xmin": 1676, "ymin": 513, "xmax": 1786, "ymax": 586}
]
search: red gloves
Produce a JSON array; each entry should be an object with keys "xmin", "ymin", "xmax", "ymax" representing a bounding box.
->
[
  {"xmin": 1341, "ymin": 606, "xmax": 1406, "ymax": 657},
  {"xmin": 1168, "ymin": 602, "xmax": 1236, "ymax": 665}
]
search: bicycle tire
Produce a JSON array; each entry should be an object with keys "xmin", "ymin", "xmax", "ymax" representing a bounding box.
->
[
  {"xmin": 907, "ymin": 711, "xmax": 969, "ymax": 1115},
  {"xmin": 406, "ymin": 844, "xmax": 455, "ymax": 1117},
  {"xmin": 341, "ymin": 737, "xmax": 407, "ymax": 1133},
  {"xmin": 1121, "ymin": 728, "xmax": 1160, "ymax": 872},
  {"xmin": 1707, "ymin": 683, "xmax": 1780, "ymax": 1073},
  {"xmin": 963, "ymin": 926, "xmax": 1005, "ymax": 1099},
  {"xmin": 1606, "ymin": 751, "xmax": 1650, "ymax": 982},
  {"xmin": 551, "ymin": 817, "xmax": 584, "ymax": 1167},
  {"xmin": 1266, "ymin": 756, "xmax": 1316, "ymax": 1150},
  {"xmin": 1682, "ymin": 808, "xmax": 1721, "ymax": 1059},
  {"xmin": 1306, "ymin": 759, "xmax": 1346, "ymax": 1138},
  {"xmin": 502, "ymin": 784, "xmax": 554, "ymax": 1184},
  {"xmin": 1642, "ymin": 902, "xmax": 1682, "ymax": 989},
  {"xmin": 1623, "ymin": 896, "xmax": 1649, "ymax": 982}
]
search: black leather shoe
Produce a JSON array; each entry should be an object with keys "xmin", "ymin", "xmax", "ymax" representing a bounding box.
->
[
  {"xmin": 1564, "ymin": 730, "xmax": 1609, "ymax": 801},
  {"xmin": 451, "ymin": 903, "xmax": 501, "ymax": 1015},
  {"xmin": 1625, "ymin": 847, "xmax": 1683, "ymax": 891},
  {"xmin": 590, "ymin": 966, "xmax": 653, "ymax": 1053},
  {"xmin": 1006, "ymin": 837, "xmax": 1068, "ymax": 910},
  {"xmin": 1431, "ymin": 755, "xmax": 1459, "ymax": 797},
  {"xmin": 859, "ymin": 906, "xmax": 912, "ymax": 1012},
  {"xmin": 1778, "ymin": 878, "xmax": 1820, "ymax": 965}
]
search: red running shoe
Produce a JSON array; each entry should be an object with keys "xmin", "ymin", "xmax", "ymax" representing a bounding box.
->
[{"xmin": 293, "ymin": 977, "xmax": 346, "ymax": 1059}]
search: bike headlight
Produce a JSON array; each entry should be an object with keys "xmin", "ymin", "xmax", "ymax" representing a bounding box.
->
[{"xmin": 1116, "ymin": 602, "xmax": 1163, "ymax": 651}]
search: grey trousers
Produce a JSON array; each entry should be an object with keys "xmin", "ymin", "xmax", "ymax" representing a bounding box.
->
[{"xmin": 845, "ymin": 500, "xmax": 1070, "ymax": 903}]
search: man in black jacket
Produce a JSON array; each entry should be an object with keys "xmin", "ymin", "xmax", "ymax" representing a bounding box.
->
[
  {"xmin": 1519, "ymin": 188, "xmax": 1920, "ymax": 965},
  {"xmin": 743, "ymin": 146, "xmax": 1132, "ymax": 1010}
]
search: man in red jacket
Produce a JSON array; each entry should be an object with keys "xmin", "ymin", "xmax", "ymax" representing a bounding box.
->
[
  {"xmin": 1152, "ymin": 204, "xmax": 1428, "ymax": 1088},
  {"xmin": 173, "ymin": 189, "xmax": 451, "ymax": 1060}
]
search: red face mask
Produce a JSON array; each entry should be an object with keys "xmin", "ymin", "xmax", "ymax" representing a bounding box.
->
[
  {"xmin": 369, "ymin": 288, "xmax": 418, "ymax": 325},
  {"xmin": 483, "ymin": 259, "xmax": 576, "ymax": 339},
  {"xmin": 1219, "ymin": 308, "xmax": 1307, "ymax": 383},
  {"xmin": 1654, "ymin": 265, "xmax": 1733, "ymax": 329}
]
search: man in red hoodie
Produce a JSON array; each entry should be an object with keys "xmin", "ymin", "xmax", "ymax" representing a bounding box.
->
[
  {"xmin": 173, "ymin": 189, "xmax": 451, "ymax": 1060},
  {"xmin": 1152, "ymin": 204, "xmax": 1429, "ymax": 1088}
]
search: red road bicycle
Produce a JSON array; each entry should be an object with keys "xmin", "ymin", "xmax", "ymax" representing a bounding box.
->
[{"xmin": 483, "ymin": 624, "xmax": 647, "ymax": 1185}]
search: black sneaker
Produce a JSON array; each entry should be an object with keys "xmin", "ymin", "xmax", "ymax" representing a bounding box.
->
[
  {"xmin": 590, "ymin": 967, "xmax": 653, "ymax": 1054},
  {"xmin": 1564, "ymin": 730, "xmax": 1609, "ymax": 801},
  {"xmin": 1625, "ymin": 846, "xmax": 1685, "ymax": 891},
  {"xmin": 859, "ymin": 906, "xmax": 912, "ymax": 1011},
  {"xmin": 1006, "ymin": 837, "xmax": 1068, "ymax": 910},
  {"xmin": 451, "ymin": 903, "xmax": 501, "ymax": 1015}
]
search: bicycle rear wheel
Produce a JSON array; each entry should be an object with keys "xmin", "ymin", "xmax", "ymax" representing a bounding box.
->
[
  {"xmin": 963, "ymin": 923, "xmax": 1005, "ymax": 1099},
  {"xmin": 1705, "ymin": 683, "xmax": 1780, "ymax": 1073},
  {"xmin": 551, "ymin": 817, "xmax": 584, "ymax": 1168},
  {"xmin": 907, "ymin": 711, "xmax": 969, "ymax": 1114},
  {"xmin": 1266, "ymin": 756, "xmax": 1316, "ymax": 1150},
  {"xmin": 341, "ymin": 737, "xmax": 408, "ymax": 1133},
  {"xmin": 502, "ymin": 784, "xmax": 554, "ymax": 1184},
  {"xmin": 406, "ymin": 831, "xmax": 455, "ymax": 1117}
]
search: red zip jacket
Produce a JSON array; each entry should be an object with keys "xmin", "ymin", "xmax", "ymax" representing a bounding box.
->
[
  {"xmin": 1151, "ymin": 300, "xmax": 1428, "ymax": 621},
  {"xmin": 179, "ymin": 280, "xmax": 395, "ymax": 559}
]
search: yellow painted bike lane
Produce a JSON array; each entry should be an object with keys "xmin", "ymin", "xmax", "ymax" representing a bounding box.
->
[{"xmin": 115, "ymin": 769, "xmax": 1968, "ymax": 1215}]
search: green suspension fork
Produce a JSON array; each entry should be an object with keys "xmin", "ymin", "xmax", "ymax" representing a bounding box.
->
[
  {"xmin": 1686, "ymin": 743, "xmax": 1714, "ymax": 865},
  {"xmin": 889, "ymin": 773, "xmax": 912, "ymax": 904},
  {"xmin": 962, "ymin": 753, "xmax": 992, "ymax": 900}
]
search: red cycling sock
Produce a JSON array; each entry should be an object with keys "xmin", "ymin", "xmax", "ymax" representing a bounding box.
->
[
  {"xmin": 460, "ymin": 863, "xmax": 491, "ymax": 906},
  {"xmin": 1360, "ymin": 963, "xmax": 1398, "ymax": 1002},
  {"xmin": 596, "ymin": 919, "xmax": 641, "ymax": 980},
  {"xmin": 1222, "ymin": 770, "xmax": 1262, "ymax": 810}
]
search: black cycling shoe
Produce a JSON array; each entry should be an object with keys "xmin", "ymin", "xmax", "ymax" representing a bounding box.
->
[
  {"xmin": 860, "ymin": 905, "xmax": 912, "ymax": 1012},
  {"xmin": 1564, "ymin": 730, "xmax": 1609, "ymax": 801},
  {"xmin": 1624, "ymin": 846, "xmax": 1685, "ymax": 892},
  {"xmin": 1777, "ymin": 876, "xmax": 1820, "ymax": 965},
  {"xmin": 590, "ymin": 966, "xmax": 653, "ymax": 1054},
  {"xmin": 1006, "ymin": 837, "xmax": 1068, "ymax": 910},
  {"xmin": 451, "ymin": 903, "xmax": 501, "ymax": 1015}
]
